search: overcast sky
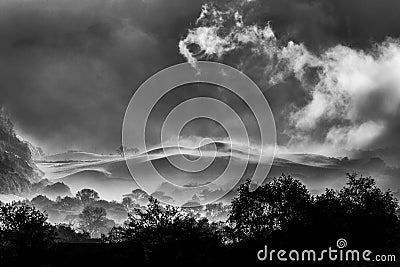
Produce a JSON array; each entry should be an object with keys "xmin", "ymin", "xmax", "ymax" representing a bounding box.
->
[{"xmin": 2, "ymin": 0, "xmax": 400, "ymax": 155}]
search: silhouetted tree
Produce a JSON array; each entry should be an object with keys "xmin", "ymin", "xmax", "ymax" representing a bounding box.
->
[
  {"xmin": 54, "ymin": 195, "xmax": 82, "ymax": 211},
  {"xmin": 0, "ymin": 202, "xmax": 54, "ymax": 264},
  {"xmin": 78, "ymin": 205, "xmax": 113, "ymax": 238},
  {"xmin": 312, "ymin": 173, "xmax": 400, "ymax": 250},
  {"xmin": 107, "ymin": 197, "xmax": 224, "ymax": 264},
  {"xmin": 76, "ymin": 189, "xmax": 99, "ymax": 206},
  {"xmin": 31, "ymin": 195, "xmax": 55, "ymax": 209},
  {"xmin": 226, "ymin": 173, "xmax": 400, "ymax": 266},
  {"xmin": 1, "ymin": 173, "xmax": 398, "ymax": 266},
  {"xmin": 228, "ymin": 174, "xmax": 312, "ymax": 243},
  {"xmin": 43, "ymin": 182, "xmax": 72, "ymax": 199}
]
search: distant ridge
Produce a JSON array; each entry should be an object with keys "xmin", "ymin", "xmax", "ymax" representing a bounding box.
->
[{"xmin": 42, "ymin": 151, "xmax": 117, "ymax": 162}]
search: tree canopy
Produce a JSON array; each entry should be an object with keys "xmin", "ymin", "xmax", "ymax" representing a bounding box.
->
[{"xmin": 76, "ymin": 189, "xmax": 100, "ymax": 206}]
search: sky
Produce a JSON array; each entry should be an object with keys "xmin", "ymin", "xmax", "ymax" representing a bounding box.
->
[{"xmin": 1, "ymin": 0, "xmax": 400, "ymax": 156}]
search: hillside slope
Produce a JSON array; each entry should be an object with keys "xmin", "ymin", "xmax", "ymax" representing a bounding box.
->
[{"xmin": 0, "ymin": 108, "xmax": 43, "ymax": 195}]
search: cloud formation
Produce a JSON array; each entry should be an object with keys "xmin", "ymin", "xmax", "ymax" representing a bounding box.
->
[
  {"xmin": 0, "ymin": 0, "xmax": 206, "ymax": 153},
  {"xmin": 180, "ymin": 2, "xmax": 400, "ymax": 155},
  {"xmin": 3, "ymin": 0, "xmax": 400, "ymax": 157}
]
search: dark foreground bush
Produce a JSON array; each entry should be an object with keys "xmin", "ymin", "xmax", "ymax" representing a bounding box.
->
[
  {"xmin": 1, "ymin": 174, "xmax": 400, "ymax": 266},
  {"xmin": 0, "ymin": 202, "xmax": 54, "ymax": 265},
  {"xmin": 226, "ymin": 174, "xmax": 400, "ymax": 266},
  {"xmin": 106, "ymin": 197, "xmax": 227, "ymax": 265}
]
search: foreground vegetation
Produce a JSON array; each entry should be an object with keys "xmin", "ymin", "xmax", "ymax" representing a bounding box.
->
[{"xmin": 1, "ymin": 173, "xmax": 399, "ymax": 266}]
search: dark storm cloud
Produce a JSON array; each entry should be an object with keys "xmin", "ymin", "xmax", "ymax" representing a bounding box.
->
[
  {"xmin": 179, "ymin": 0, "xmax": 400, "ymax": 156},
  {"xmin": 0, "ymin": 0, "xmax": 206, "ymax": 153},
  {"xmin": 225, "ymin": 0, "xmax": 400, "ymax": 51},
  {"xmin": 3, "ymin": 0, "xmax": 400, "ymax": 155},
  {"xmin": 143, "ymin": 83, "xmax": 262, "ymax": 148}
]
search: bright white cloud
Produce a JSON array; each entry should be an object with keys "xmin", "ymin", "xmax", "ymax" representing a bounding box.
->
[
  {"xmin": 179, "ymin": 3, "xmax": 277, "ymax": 67},
  {"xmin": 179, "ymin": 4, "xmax": 400, "ymax": 156}
]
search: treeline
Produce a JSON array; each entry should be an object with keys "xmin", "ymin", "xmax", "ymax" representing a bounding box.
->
[
  {"xmin": 30, "ymin": 188, "xmax": 126, "ymax": 237},
  {"xmin": 28, "ymin": 187, "xmax": 230, "ymax": 238},
  {"xmin": 1, "ymin": 173, "xmax": 400, "ymax": 266}
]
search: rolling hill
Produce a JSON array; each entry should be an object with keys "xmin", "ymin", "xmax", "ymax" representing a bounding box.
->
[{"xmin": 35, "ymin": 142, "xmax": 400, "ymax": 204}]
